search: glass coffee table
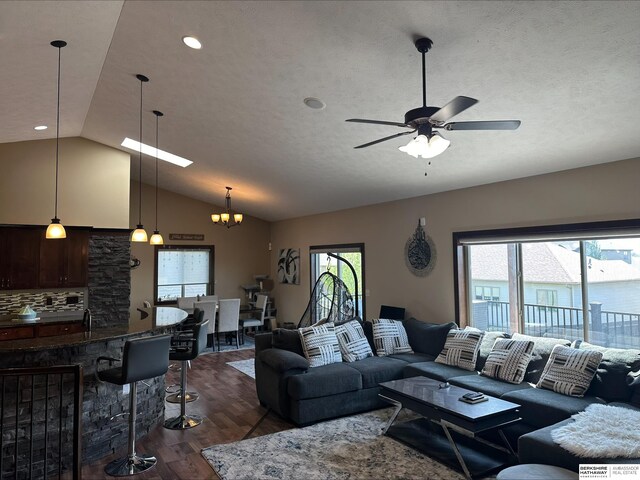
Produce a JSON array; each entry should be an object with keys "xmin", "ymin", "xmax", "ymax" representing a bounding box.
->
[{"xmin": 379, "ymin": 376, "xmax": 521, "ymax": 480}]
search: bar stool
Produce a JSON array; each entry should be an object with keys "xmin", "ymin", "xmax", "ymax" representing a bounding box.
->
[
  {"xmin": 164, "ymin": 318, "xmax": 208, "ymax": 430},
  {"xmin": 96, "ymin": 334, "xmax": 171, "ymax": 477},
  {"xmin": 166, "ymin": 309, "xmax": 204, "ymax": 403}
]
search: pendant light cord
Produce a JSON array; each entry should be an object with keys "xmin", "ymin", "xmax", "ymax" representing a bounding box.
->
[
  {"xmin": 155, "ymin": 114, "xmax": 159, "ymax": 230},
  {"xmin": 138, "ymin": 78, "xmax": 143, "ymax": 226},
  {"xmin": 54, "ymin": 45, "xmax": 61, "ymax": 218}
]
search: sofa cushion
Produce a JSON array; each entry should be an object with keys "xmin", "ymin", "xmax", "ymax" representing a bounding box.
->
[
  {"xmin": 404, "ymin": 361, "xmax": 478, "ymax": 382},
  {"xmin": 404, "ymin": 318, "xmax": 457, "ymax": 357},
  {"xmin": 537, "ymin": 345, "xmax": 603, "ymax": 397},
  {"xmin": 335, "ymin": 319, "xmax": 373, "ymax": 362},
  {"xmin": 287, "ymin": 362, "xmax": 362, "ymax": 400},
  {"xmin": 343, "ymin": 356, "xmax": 407, "ymax": 388},
  {"xmin": 298, "ymin": 322, "xmax": 342, "ymax": 368},
  {"xmin": 449, "ymin": 373, "xmax": 533, "ymax": 398},
  {"xmin": 573, "ymin": 340, "xmax": 640, "ymax": 402},
  {"xmin": 361, "ymin": 320, "xmax": 377, "ymax": 355},
  {"xmin": 387, "ymin": 352, "xmax": 436, "ymax": 363},
  {"xmin": 502, "ymin": 387, "xmax": 606, "ymax": 428},
  {"xmin": 371, "ymin": 318, "xmax": 414, "ymax": 356},
  {"xmin": 436, "ymin": 327, "xmax": 484, "ymax": 371},
  {"xmin": 482, "ymin": 338, "xmax": 534, "ymax": 384},
  {"xmin": 512, "ymin": 332, "xmax": 571, "ymax": 383},
  {"xmin": 272, "ymin": 328, "xmax": 305, "ymax": 357},
  {"xmin": 475, "ymin": 331, "xmax": 510, "ymax": 371}
]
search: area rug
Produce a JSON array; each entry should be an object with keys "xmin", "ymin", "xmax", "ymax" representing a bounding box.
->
[
  {"xmin": 551, "ymin": 403, "xmax": 640, "ymax": 458},
  {"xmin": 201, "ymin": 408, "xmax": 465, "ymax": 480},
  {"xmin": 202, "ymin": 335, "xmax": 255, "ymax": 354},
  {"xmin": 226, "ymin": 359, "xmax": 256, "ymax": 379}
]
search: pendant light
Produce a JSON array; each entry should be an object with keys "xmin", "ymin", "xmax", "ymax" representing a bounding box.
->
[
  {"xmin": 46, "ymin": 40, "xmax": 67, "ymax": 240},
  {"xmin": 131, "ymin": 74, "xmax": 149, "ymax": 242},
  {"xmin": 149, "ymin": 110, "xmax": 164, "ymax": 245}
]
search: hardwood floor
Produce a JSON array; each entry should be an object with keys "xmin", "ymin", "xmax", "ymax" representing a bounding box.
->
[{"xmin": 82, "ymin": 348, "xmax": 294, "ymax": 479}]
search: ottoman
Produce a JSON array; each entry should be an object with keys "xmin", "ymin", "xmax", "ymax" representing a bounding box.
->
[{"xmin": 496, "ymin": 464, "xmax": 578, "ymax": 480}]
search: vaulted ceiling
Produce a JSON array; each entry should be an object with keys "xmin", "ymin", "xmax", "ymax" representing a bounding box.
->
[{"xmin": 2, "ymin": 1, "xmax": 640, "ymax": 221}]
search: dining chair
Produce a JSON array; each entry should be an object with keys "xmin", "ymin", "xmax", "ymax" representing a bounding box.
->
[
  {"xmin": 177, "ymin": 296, "xmax": 197, "ymax": 311},
  {"xmin": 216, "ymin": 298, "xmax": 241, "ymax": 351},
  {"xmin": 199, "ymin": 295, "xmax": 219, "ymax": 303},
  {"xmin": 194, "ymin": 300, "xmax": 217, "ymax": 350},
  {"xmin": 242, "ymin": 294, "xmax": 268, "ymax": 334}
]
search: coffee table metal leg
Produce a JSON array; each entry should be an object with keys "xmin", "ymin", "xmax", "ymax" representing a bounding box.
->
[
  {"xmin": 498, "ymin": 429, "xmax": 516, "ymax": 457},
  {"xmin": 378, "ymin": 394, "xmax": 403, "ymax": 434},
  {"xmin": 441, "ymin": 423, "xmax": 473, "ymax": 480}
]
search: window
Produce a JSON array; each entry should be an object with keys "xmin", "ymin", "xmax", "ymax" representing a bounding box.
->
[
  {"xmin": 474, "ymin": 286, "xmax": 500, "ymax": 301},
  {"xmin": 536, "ymin": 289, "xmax": 558, "ymax": 307},
  {"xmin": 309, "ymin": 244, "xmax": 365, "ymax": 323},
  {"xmin": 454, "ymin": 219, "xmax": 640, "ymax": 348},
  {"xmin": 154, "ymin": 245, "xmax": 214, "ymax": 304}
]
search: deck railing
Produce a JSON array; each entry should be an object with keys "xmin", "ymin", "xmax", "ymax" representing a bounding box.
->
[{"xmin": 474, "ymin": 300, "xmax": 640, "ymax": 348}]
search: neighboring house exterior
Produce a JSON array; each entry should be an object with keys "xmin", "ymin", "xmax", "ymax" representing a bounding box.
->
[{"xmin": 470, "ymin": 242, "xmax": 640, "ymax": 315}]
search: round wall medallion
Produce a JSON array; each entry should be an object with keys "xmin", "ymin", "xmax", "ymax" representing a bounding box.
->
[{"xmin": 405, "ymin": 221, "xmax": 436, "ymax": 276}]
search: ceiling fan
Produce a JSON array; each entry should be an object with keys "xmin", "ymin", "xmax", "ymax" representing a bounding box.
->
[{"xmin": 346, "ymin": 37, "xmax": 521, "ymax": 159}]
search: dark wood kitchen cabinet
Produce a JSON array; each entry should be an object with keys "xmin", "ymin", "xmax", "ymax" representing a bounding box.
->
[
  {"xmin": 0, "ymin": 228, "xmax": 40, "ymax": 290},
  {"xmin": 39, "ymin": 230, "xmax": 89, "ymax": 288}
]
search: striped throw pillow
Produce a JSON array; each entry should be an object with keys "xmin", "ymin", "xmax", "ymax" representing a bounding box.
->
[
  {"xmin": 335, "ymin": 320, "xmax": 373, "ymax": 362},
  {"xmin": 537, "ymin": 344, "xmax": 603, "ymax": 397},
  {"xmin": 435, "ymin": 327, "xmax": 484, "ymax": 371},
  {"xmin": 298, "ymin": 322, "xmax": 342, "ymax": 368},
  {"xmin": 481, "ymin": 339, "xmax": 534, "ymax": 384},
  {"xmin": 371, "ymin": 318, "xmax": 413, "ymax": 356}
]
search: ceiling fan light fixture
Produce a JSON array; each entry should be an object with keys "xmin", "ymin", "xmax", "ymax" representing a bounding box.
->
[{"xmin": 399, "ymin": 132, "xmax": 450, "ymax": 159}]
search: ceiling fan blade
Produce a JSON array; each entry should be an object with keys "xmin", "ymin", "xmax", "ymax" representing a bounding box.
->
[
  {"xmin": 429, "ymin": 96, "xmax": 479, "ymax": 123},
  {"xmin": 444, "ymin": 120, "xmax": 521, "ymax": 131},
  {"xmin": 354, "ymin": 130, "xmax": 416, "ymax": 149},
  {"xmin": 346, "ymin": 118, "xmax": 410, "ymax": 128}
]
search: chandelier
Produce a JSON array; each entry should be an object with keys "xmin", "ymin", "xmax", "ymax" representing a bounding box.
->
[{"xmin": 211, "ymin": 187, "xmax": 243, "ymax": 228}]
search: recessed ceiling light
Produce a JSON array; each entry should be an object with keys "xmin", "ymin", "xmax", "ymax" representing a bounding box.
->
[
  {"xmin": 304, "ymin": 97, "xmax": 326, "ymax": 110},
  {"xmin": 182, "ymin": 36, "xmax": 202, "ymax": 50},
  {"xmin": 121, "ymin": 138, "xmax": 193, "ymax": 168},
  {"xmin": 34, "ymin": 125, "xmax": 48, "ymax": 131}
]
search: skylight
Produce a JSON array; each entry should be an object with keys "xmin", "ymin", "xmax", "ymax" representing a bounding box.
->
[{"xmin": 121, "ymin": 138, "xmax": 193, "ymax": 168}]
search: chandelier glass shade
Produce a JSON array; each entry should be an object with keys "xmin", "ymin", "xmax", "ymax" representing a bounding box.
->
[{"xmin": 211, "ymin": 187, "xmax": 243, "ymax": 228}]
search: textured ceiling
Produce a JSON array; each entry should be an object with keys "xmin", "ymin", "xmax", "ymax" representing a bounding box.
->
[{"xmin": 2, "ymin": 1, "xmax": 640, "ymax": 221}]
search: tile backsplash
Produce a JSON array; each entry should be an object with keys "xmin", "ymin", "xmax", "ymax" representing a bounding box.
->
[{"xmin": 0, "ymin": 290, "xmax": 85, "ymax": 316}]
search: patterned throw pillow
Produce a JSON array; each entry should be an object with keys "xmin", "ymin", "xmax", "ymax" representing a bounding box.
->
[
  {"xmin": 435, "ymin": 327, "xmax": 484, "ymax": 371},
  {"xmin": 298, "ymin": 322, "xmax": 342, "ymax": 368},
  {"xmin": 481, "ymin": 339, "xmax": 534, "ymax": 384},
  {"xmin": 537, "ymin": 344, "xmax": 603, "ymax": 397},
  {"xmin": 335, "ymin": 320, "xmax": 373, "ymax": 362},
  {"xmin": 371, "ymin": 318, "xmax": 413, "ymax": 356}
]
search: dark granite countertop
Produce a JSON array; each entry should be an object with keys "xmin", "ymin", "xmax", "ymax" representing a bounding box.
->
[
  {"xmin": 0, "ymin": 307, "xmax": 187, "ymax": 352},
  {"xmin": 0, "ymin": 314, "xmax": 83, "ymax": 328}
]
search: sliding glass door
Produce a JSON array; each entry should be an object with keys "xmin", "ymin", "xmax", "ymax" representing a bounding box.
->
[
  {"xmin": 310, "ymin": 244, "xmax": 365, "ymax": 324},
  {"xmin": 458, "ymin": 222, "xmax": 640, "ymax": 348}
]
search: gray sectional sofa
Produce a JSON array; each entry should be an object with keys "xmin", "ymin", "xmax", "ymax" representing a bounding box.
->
[{"xmin": 254, "ymin": 318, "xmax": 640, "ymax": 470}]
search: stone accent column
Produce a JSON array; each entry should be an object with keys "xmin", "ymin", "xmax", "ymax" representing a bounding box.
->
[{"xmin": 88, "ymin": 232, "xmax": 131, "ymax": 327}]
